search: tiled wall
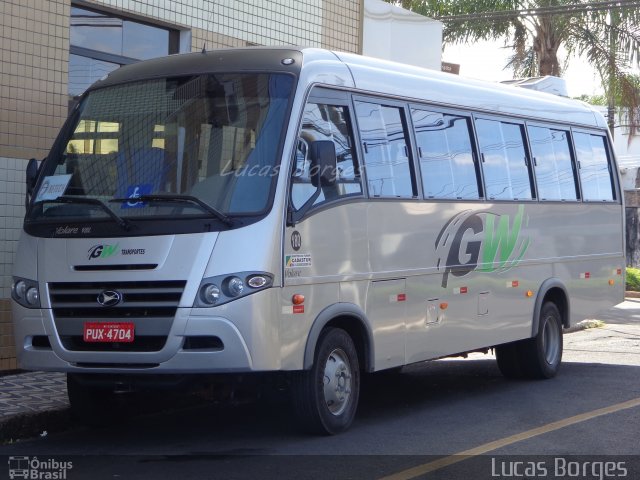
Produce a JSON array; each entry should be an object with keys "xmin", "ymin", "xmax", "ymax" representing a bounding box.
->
[
  {"xmin": 0, "ymin": 0, "xmax": 70, "ymax": 161},
  {"xmin": 84, "ymin": 0, "xmax": 361, "ymax": 53},
  {"xmin": 0, "ymin": 0, "xmax": 362, "ymax": 370}
]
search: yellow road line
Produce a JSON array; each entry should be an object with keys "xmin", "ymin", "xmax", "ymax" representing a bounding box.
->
[{"xmin": 379, "ymin": 396, "xmax": 640, "ymax": 480}]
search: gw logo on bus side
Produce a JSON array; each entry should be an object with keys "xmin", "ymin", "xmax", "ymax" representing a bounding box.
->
[
  {"xmin": 435, "ymin": 206, "xmax": 530, "ymax": 288},
  {"xmin": 88, "ymin": 244, "xmax": 119, "ymax": 260}
]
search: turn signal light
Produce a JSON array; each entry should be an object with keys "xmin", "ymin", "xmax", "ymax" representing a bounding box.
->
[
  {"xmin": 439, "ymin": 302, "xmax": 448, "ymax": 310},
  {"xmin": 292, "ymin": 294, "xmax": 305, "ymax": 305}
]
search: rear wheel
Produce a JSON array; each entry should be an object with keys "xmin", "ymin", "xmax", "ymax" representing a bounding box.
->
[
  {"xmin": 292, "ymin": 328, "xmax": 360, "ymax": 435},
  {"xmin": 519, "ymin": 302, "xmax": 563, "ymax": 378},
  {"xmin": 495, "ymin": 342, "xmax": 524, "ymax": 379},
  {"xmin": 495, "ymin": 302, "xmax": 563, "ymax": 380}
]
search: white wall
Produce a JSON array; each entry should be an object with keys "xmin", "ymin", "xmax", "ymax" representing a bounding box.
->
[{"xmin": 363, "ymin": 0, "xmax": 442, "ymax": 70}]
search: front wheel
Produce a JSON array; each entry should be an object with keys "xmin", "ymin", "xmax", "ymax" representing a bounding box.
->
[
  {"xmin": 292, "ymin": 328, "xmax": 360, "ymax": 435},
  {"xmin": 67, "ymin": 374, "xmax": 134, "ymax": 426}
]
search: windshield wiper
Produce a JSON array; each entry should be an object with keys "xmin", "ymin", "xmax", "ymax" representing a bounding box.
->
[
  {"xmin": 109, "ymin": 194, "xmax": 233, "ymax": 227},
  {"xmin": 35, "ymin": 196, "xmax": 131, "ymax": 231}
]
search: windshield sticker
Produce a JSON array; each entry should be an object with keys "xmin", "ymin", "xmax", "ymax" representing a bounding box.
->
[
  {"xmin": 121, "ymin": 184, "xmax": 153, "ymax": 209},
  {"xmin": 285, "ymin": 253, "xmax": 312, "ymax": 268},
  {"xmin": 435, "ymin": 205, "xmax": 530, "ymax": 288},
  {"xmin": 35, "ymin": 175, "xmax": 72, "ymax": 202}
]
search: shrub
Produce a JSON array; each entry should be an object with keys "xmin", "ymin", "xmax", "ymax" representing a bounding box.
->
[{"xmin": 626, "ymin": 267, "xmax": 640, "ymax": 291}]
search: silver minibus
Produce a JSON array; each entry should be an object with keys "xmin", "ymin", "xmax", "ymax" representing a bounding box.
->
[{"xmin": 11, "ymin": 47, "xmax": 625, "ymax": 434}]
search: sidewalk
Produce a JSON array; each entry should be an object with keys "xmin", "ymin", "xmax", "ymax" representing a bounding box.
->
[{"xmin": 0, "ymin": 372, "xmax": 69, "ymax": 443}]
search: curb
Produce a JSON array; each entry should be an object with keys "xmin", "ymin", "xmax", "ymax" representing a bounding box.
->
[{"xmin": 0, "ymin": 408, "xmax": 72, "ymax": 445}]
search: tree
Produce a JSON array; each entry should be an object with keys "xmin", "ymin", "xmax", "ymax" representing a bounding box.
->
[{"xmin": 393, "ymin": 0, "xmax": 640, "ymax": 137}]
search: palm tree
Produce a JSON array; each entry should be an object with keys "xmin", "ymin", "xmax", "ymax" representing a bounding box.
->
[{"xmin": 394, "ymin": 0, "xmax": 640, "ymax": 137}]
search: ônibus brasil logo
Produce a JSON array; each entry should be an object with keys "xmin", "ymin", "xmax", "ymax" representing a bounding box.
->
[
  {"xmin": 436, "ymin": 205, "xmax": 530, "ymax": 288},
  {"xmin": 87, "ymin": 244, "xmax": 119, "ymax": 260}
]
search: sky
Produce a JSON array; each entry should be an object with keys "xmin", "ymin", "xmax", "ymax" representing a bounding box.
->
[{"xmin": 443, "ymin": 39, "xmax": 603, "ymax": 98}]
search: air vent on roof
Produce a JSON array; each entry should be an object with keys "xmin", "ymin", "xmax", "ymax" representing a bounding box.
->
[{"xmin": 501, "ymin": 76, "xmax": 568, "ymax": 97}]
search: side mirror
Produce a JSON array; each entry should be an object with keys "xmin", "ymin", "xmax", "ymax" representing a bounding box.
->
[
  {"xmin": 25, "ymin": 158, "xmax": 40, "ymax": 209},
  {"xmin": 309, "ymin": 140, "xmax": 337, "ymax": 188},
  {"xmin": 286, "ymin": 140, "xmax": 338, "ymax": 227}
]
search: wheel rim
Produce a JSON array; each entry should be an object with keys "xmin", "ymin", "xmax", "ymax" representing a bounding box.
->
[
  {"xmin": 323, "ymin": 348, "xmax": 352, "ymax": 416},
  {"xmin": 542, "ymin": 314, "xmax": 561, "ymax": 365}
]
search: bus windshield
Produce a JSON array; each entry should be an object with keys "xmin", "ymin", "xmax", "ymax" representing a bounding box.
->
[{"xmin": 28, "ymin": 73, "xmax": 294, "ymax": 226}]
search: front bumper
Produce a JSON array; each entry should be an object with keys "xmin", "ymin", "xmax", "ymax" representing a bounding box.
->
[{"xmin": 12, "ymin": 304, "xmax": 256, "ymax": 374}]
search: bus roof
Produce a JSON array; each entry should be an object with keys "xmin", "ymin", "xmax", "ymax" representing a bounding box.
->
[{"xmin": 91, "ymin": 46, "xmax": 605, "ymax": 130}]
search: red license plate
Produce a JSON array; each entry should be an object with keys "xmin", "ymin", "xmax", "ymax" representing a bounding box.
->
[{"xmin": 83, "ymin": 322, "xmax": 135, "ymax": 343}]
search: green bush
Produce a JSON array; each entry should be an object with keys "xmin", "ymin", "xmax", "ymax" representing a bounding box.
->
[{"xmin": 626, "ymin": 267, "xmax": 640, "ymax": 291}]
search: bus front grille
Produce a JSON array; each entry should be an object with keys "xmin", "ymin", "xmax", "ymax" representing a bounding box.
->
[{"xmin": 49, "ymin": 280, "xmax": 186, "ymax": 352}]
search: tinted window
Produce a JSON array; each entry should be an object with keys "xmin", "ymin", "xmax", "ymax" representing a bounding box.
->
[
  {"xmin": 292, "ymin": 103, "xmax": 362, "ymax": 210},
  {"xmin": 32, "ymin": 73, "xmax": 294, "ymax": 220},
  {"xmin": 71, "ymin": 7, "xmax": 170, "ymax": 60},
  {"xmin": 528, "ymin": 126, "xmax": 578, "ymax": 201},
  {"xmin": 475, "ymin": 118, "xmax": 533, "ymax": 200},
  {"xmin": 355, "ymin": 102, "xmax": 414, "ymax": 198},
  {"xmin": 574, "ymin": 132, "xmax": 614, "ymax": 201},
  {"xmin": 412, "ymin": 109, "xmax": 479, "ymax": 199}
]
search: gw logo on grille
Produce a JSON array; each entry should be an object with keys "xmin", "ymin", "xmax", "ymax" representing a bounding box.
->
[
  {"xmin": 88, "ymin": 244, "xmax": 119, "ymax": 260},
  {"xmin": 97, "ymin": 290, "xmax": 122, "ymax": 307}
]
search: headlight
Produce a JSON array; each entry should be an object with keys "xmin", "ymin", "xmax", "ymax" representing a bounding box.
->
[
  {"xmin": 194, "ymin": 271, "xmax": 273, "ymax": 308},
  {"xmin": 224, "ymin": 276, "xmax": 244, "ymax": 297},
  {"xmin": 200, "ymin": 284, "xmax": 221, "ymax": 305},
  {"xmin": 14, "ymin": 280, "xmax": 27, "ymax": 299},
  {"xmin": 11, "ymin": 277, "xmax": 41, "ymax": 308},
  {"xmin": 26, "ymin": 287, "xmax": 39, "ymax": 306}
]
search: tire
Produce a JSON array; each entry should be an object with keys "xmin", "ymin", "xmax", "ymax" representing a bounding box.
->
[
  {"xmin": 518, "ymin": 302, "xmax": 563, "ymax": 379},
  {"xmin": 292, "ymin": 328, "xmax": 360, "ymax": 435},
  {"xmin": 67, "ymin": 374, "xmax": 132, "ymax": 426},
  {"xmin": 495, "ymin": 341, "xmax": 524, "ymax": 379}
]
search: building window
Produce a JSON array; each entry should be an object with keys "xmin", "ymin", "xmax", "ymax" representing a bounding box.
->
[{"xmin": 69, "ymin": 6, "xmax": 179, "ymax": 104}]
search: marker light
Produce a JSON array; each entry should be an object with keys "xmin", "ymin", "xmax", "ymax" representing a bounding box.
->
[
  {"xmin": 439, "ymin": 302, "xmax": 448, "ymax": 310},
  {"xmin": 609, "ymin": 280, "xmax": 615, "ymax": 286},
  {"xmin": 248, "ymin": 275, "xmax": 268, "ymax": 288},
  {"xmin": 526, "ymin": 290, "xmax": 534, "ymax": 298},
  {"xmin": 292, "ymin": 294, "xmax": 305, "ymax": 305}
]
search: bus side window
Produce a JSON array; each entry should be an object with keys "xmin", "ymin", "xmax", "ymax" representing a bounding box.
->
[
  {"xmin": 291, "ymin": 103, "xmax": 362, "ymax": 211},
  {"xmin": 528, "ymin": 126, "xmax": 578, "ymax": 201},
  {"xmin": 355, "ymin": 101, "xmax": 414, "ymax": 198},
  {"xmin": 475, "ymin": 118, "xmax": 534, "ymax": 201},
  {"xmin": 411, "ymin": 108, "xmax": 479, "ymax": 200},
  {"xmin": 573, "ymin": 132, "xmax": 615, "ymax": 201}
]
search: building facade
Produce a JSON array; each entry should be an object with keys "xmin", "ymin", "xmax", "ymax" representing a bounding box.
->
[{"xmin": 0, "ymin": 0, "xmax": 363, "ymax": 371}]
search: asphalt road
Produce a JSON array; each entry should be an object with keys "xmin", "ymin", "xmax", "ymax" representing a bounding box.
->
[{"xmin": 2, "ymin": 300, "xmax": 640, "ymax": 480}]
